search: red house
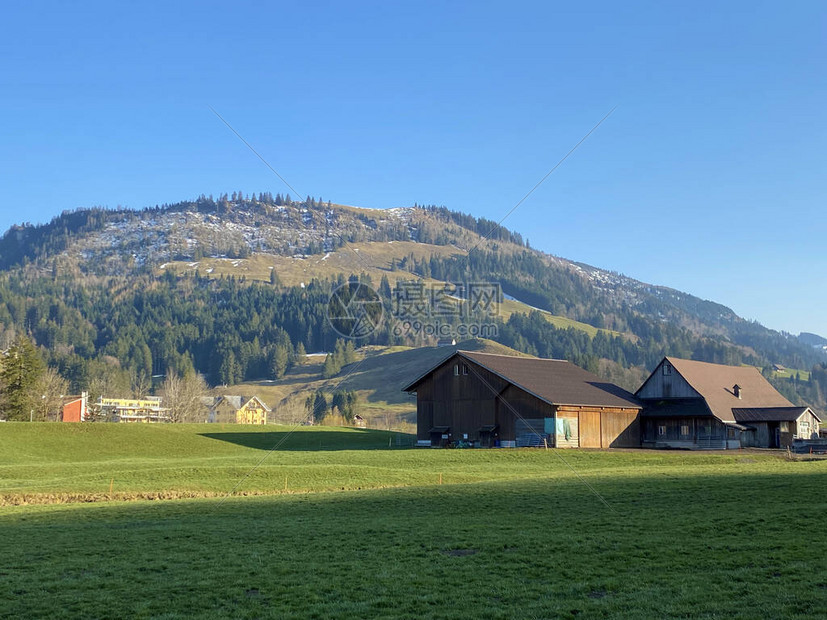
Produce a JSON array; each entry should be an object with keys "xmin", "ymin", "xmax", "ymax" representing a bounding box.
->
[{"xmin": 61, "ymin": 392, "xmax": 88, "ymax": 422}]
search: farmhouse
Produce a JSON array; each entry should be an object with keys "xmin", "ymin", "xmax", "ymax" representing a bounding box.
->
[
  {"xmin": 404, "ymin": 351, "xmax": 641, "ymax": 448},
  {"xmin": 637, "ymin": 357, "xmax": 821, "ymax": 449},
  {"xmin": 235, "ymin": 396, "xmax": 270, "ymax": 425},
  {"xmin": 202, "ymin": 395, "xmax": 271, "ymax": 424}
]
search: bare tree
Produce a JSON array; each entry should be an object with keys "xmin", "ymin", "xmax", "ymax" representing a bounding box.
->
[
  {"xmin": 34, "ymin": 368, "xmax": 69, "ymax": 421},
  {"xmin": 131, "ymin": 372, "xmax": 152, "ymax": 399},
  {"xmin": 159, "ymin": 371, "xmax": 208, "ymax": 422}
]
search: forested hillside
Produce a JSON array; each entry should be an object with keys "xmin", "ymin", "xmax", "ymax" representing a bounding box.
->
[{"xmin": 0, "ymin": 194, "xmax": 824, "ymax": 419}]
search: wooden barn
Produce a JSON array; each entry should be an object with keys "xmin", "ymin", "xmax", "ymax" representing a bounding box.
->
[
  {"xmin": 637, "ymin": 357, "xmax": 821, "ymax": 449},
  {"xmin": 403, "ymin": 351, "xmax": 641, "ymax": 448}
]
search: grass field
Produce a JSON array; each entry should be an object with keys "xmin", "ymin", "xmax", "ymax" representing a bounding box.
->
[
  {"xmin": 2, "ymin": 424, "xmax": 827, "ymax": 618},
  {"xmin": 499, "ymin": 297, "xmax": 625, "ymax": 339},
  {"xmin": 773, "ymin": 367, "xmax": 811, "ymax": 382}
]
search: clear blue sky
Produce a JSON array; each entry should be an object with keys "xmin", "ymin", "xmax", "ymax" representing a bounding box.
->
[{"xmin": 1, "ymin": 1, "xmax": 825, "ymax": 336}]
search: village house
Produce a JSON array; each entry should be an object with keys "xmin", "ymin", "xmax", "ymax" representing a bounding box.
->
[
  {"xmin": 404, "ymin": 351, "xmax": 641, "ymax": 448},
  {"xmin": 201, "ymin": 395, "xmax": 270, "ymax": 424},
  {"xmin": 637, "ymin": 357, "xmax": 820, "ymax": 449},
  {"xmin": 98, "ymin": 397, "xmax": 170, "ymax": 423},
  {"xmin": 234, "ymin": 396, "xmax": 270, "ymax": 424}
]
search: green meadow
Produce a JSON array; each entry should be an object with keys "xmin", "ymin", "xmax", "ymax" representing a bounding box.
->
[{"xmin": 1, "ymin": 423, "xmax": 826, "ymax": 618}]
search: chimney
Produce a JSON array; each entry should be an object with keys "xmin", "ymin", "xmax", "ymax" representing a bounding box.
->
[{"xmin": 733, "ymin": 384, "xmax": 742, "ymax": 399}]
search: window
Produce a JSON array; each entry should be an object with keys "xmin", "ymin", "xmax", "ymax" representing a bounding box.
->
[
  {"xmin": 800, "ymin": 421, "xmax": 809, "ymax": 435},
  {"xmin": 658, "ymin": 425, "xmax": 667, "ymax": 436},
  {"xmin": 662, "ymin": 363, "xmax": 672, "ymax": 376},
  {"xmin": 780, "ymin": 421, "xmax": 789, "ymax": 432},
  {"xmin": 681, "ymin": 425, "xmax": 690, "ymax": 437},
  {"xmin": 462, "ymin": 364, "xmax": 469, "ymax": 375},
  {"xmin": 453, "ymin": 364, "xmax": 459, "ymax": 376}
]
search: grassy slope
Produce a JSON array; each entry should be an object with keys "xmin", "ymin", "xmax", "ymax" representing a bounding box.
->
[
  {"xmin": 0, "ymin": 423, "xmax": 411, "ymax": 502},
  {"xmin": 1, "ymin": 424, "xmax": 826, "ymax": 618},
  {"xmin": 161, "ymin": 240, "xmax": 623, "ymax": 340},
  {"xmin": 160, "ymin": 241, "xmax": 461, "ymax": 287},
  {"xmin": 772, "ymin": 367, "xmax": 811, "ymax": 382},
  {"xmin": 499, "ymin": 297, "xmax": 624, "ymax": 338},
  {"xmin": 223, "ymin": 339, "xmax": 530, "ymax": 431}
]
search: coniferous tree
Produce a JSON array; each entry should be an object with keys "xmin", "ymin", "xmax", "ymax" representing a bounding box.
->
[
  {"xmin": 294, "ymin": 342, "xmax": 307, "ymax": 365},
  {"xmin": 0, "ymin": 336, "xmax": 46, "ymax": 421},
  {"xmin": 312, "ymin": 390, "xmax": 328, "ymax": 423},
  {"xmin": 270, "ymin": 344, "xmax": 290, "ymax": 380}
]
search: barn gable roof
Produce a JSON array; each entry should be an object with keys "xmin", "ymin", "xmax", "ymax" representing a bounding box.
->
[
  {"xmin": 404, "ymin": 350, "xmax": 641, "ymax": 409},
  {"xmin": 638, "ymin": 357, "xmax": 794, "ymax": 423}
]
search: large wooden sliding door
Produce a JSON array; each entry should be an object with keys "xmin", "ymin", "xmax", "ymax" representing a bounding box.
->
[{"xmin": 579, "ymin": 410, "xmax": 601, "ymax": 448}]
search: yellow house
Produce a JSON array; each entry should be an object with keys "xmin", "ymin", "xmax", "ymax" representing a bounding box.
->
[{"xmin": 235, "ymin": 396, "xmax": 271, "ymax": 425}]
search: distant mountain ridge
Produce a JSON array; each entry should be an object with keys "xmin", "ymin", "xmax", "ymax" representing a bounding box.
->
[
  {"xmin": 799, "ymin": 332, "xmax": 827, "ymax": 349},
  {"xmin": 0, "ymin": 196, "xmax": 763, "ymax": 335},
  {"xmin": 0, "ymin": 194, "xmax": 824, "ymax": 412}
]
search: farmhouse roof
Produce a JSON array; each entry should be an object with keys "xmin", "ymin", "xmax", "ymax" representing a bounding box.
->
[
  {"xmin": 404, "ymin": 350, "xmax": 641, "ymax": 409},
  {"xmin": 242, "ymin": 396, "xmax": 272, "ymax": 412},
  {"xmin": 641, "ymin": 357, "xmax": 794, "ymax": 423}
]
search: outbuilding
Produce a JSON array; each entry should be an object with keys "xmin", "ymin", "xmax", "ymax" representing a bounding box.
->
[{"xmin": 403, "ymin": 351, "xmax": 641, "ymax": 448}]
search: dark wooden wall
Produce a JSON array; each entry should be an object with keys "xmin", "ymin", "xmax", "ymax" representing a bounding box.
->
[
  {"xmin": 637, "ymin": 360, "xmax": 700, "ymax": 400},
  {"xmin": 416, "ymin": 355, "xmax": 558, "ymax": 443},
  {"xmin": 416, "ymin": 355, "xmax": 509, "ymax": 441}
]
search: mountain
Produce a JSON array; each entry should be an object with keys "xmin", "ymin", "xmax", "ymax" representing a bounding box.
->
[
  {"xmin": 799, "ymin": 332, "xmax": 827, "ymax": 349},
  {"xmin": 0, "ymin": 193, "xmax": 824, "ymax": 416}
]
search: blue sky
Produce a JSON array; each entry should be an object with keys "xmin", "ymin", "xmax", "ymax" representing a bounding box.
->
[{"xmin": 1, "ymin": 1, "xmax": 825, "ymax": 336}]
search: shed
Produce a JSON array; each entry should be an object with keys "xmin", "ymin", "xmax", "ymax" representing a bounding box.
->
[{"xmin": 403, "ymin": 351, "xmax": 641, "ymax": 448}]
